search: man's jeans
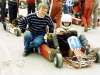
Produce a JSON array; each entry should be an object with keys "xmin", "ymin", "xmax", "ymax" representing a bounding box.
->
[{"xmin": 24, "ymin": 32, "xmax": 44, "ymax": 52}]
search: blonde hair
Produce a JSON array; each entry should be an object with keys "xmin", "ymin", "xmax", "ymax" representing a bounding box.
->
[{"xmin": 38, "ymin": 3, "xmax": 48, "ymax": 10}]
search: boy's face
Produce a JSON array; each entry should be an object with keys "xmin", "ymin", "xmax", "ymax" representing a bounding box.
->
[
  {"xmin": 63, "ymin": 22, "xmax": 70, "ymax": 26},
  {"xmin": 38, "ymin": 7, "xmax": 48, "ymax": 18}
]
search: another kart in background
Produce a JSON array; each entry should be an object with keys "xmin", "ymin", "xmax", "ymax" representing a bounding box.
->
[
  {"xmin": 2, "ymin": 1, "xmax": 22, "ymax": 36},
  {"xmin": 3, "ymin": 18, "xmax": 22, "ymax": 36}
]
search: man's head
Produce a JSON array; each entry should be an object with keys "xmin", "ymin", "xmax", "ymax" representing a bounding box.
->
[{"xmin": 37, "ymin": 3, "xmax": 49, "ymax": 18}]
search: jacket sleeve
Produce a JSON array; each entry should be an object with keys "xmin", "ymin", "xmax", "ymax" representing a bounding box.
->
[
  {"xmin": 18, "ymin": 16, "xmax": 28, "ymax": 33},
  {"xmin": 47, "ymin": 17, "xmax": 54, "ymax": 33}
]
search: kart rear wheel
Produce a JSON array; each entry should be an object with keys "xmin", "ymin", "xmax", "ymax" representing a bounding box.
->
[
  {"xmin": 3, "ymin": 22, "xmax": 6, "ymax": 30},
  {"xmin": 15, "ymin": 27, "xmax": 21, "ymax": 36},
  {"xmin": 94, "ymin": 50, "xmax": 100, "ymax": 63},
  {"xmin": 54, "ymin": 53, "xmax": 63, "ymax": 68}
]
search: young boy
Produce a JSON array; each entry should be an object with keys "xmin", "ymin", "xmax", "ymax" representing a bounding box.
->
[
  {"xmin": 51, "ymin": 14, "xmax": 100, "ymax": 55},
  {"xmin": 18, "ymin": 3, "xmax": 54, "ymax": 56}
]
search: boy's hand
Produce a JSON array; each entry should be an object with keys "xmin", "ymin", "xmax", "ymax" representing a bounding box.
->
[
  {"xmin": 58, "ymin": 31, "xmax": 65, "ymax": 35},
  {"xmin": 56, "ymin": 28, "xmax": 65, "ymax": 35}
]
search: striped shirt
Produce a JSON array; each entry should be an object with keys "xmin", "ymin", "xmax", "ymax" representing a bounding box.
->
[{"xmin": 18, "ymin": 12, "xmax": 54, "ymax": 35}]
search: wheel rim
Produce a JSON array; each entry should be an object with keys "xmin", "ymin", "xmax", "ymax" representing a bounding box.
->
[{"xmin": 54, "ymin": 57, "xmax": 57, "ymax": 65}]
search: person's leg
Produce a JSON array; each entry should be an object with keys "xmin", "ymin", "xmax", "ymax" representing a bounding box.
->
[
  {"xmin": 78, "ymin": 34, "xmax": 91, "ymax": 54},
  {"xmin": 92, "ymin": 3, "xmax": 99, "ymax": 29},
  {"xmin": 52, "ymin": 33, "xmax": 59, "ymax": 49},
  {"xmin": 29, "ymin": 34, "xmax": 44, "ymax": 49},
  {"xmin": 31, "ymin": 3, "xmax": 35, "ymax": 13},
  {"xmin": 87, "ymin": 6, "xmax": 92, "ymax": 28},
  {"xmin": 82, "ymin": 5, "xmax": 88, "ymax": 32},
  {"xmin": 1, "ymin": 2, "xmax": 6, "ymax": 23},
  {"xmin": 50, "ymin": 3, "xmax": 62, "ymax": 29},
  {"xmin": 52, "ymin": 33, "xmax": 69, "ymax": 51},
  {"xmin": 24, "ymin": 32, "xmax": 33, "ymax": 53},
  {"xmin": 13, "ymin": 2, "xmax": 18, "ymax": 20},
  {"xmin": 8, "ymin": 2, "xmax": 14, "ymax": 23},
  {"xmin": 27, "ymin": 3, "xmax": 31, "ymax": 14},
  {"xmin": 50, "ymin": 5, "xmax": 58, "ymax": 19},
  {"xmin": 23, "ymin": 32, "xmax": 33, "ymax": 56},
  {"xmin": 79, "ymin": 34, "xmax": 100, "ymax": 55},
  {"xmin": 63, "ymin": 6, "xmax": 69, "ymax": 14},
  {"xmin": 55, "ymin": 9, "xmax": 62, "ymax": 29},
  {"xmin": 90, "ymin": 3, "xmax": 95, "ymax": 28},
  {"xmin": 81, "ymin": 15, "xmax": 88, "ymax": 32}
]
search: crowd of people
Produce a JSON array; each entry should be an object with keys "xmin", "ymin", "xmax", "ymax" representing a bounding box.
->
[
  {"xmin": 80, "ymin": 0, "xmax": 100, "ymax": 32},
  {"xmin": 0, "ymin": 0, "xmax": 100, "ymax": 57},
  {"xmin": 1, "ymin": 0, "xmax": 100, "ymax": 30}
]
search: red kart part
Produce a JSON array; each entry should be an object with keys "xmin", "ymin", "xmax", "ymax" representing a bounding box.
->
[{"xmin": 40, "ymin": 44, "xmax": 53, "ymax": 61}]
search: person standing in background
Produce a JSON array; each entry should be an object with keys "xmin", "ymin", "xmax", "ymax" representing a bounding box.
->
[
  {"xmin": 18, "ymin": 3, "xmax": 54, "ymax": 56},
  {"xmin": 49, "ymin": 0, "xmax": 63, "ymax": 29},
  {"xmin": 90, "ymin": 0, "xmax": 99, "ymax": 29},
  {"xmin": 1, "ymin": 0, "xmax": 6, "ymax": 24},
  {"xmin": 63, "ymin": 0, "xmax": 74, "ymax": 14},
  {"xmin": 8, "ymin": 0, "xmax": 19, "ymax": 23},
  {"xmin": 26, "ymin": 0, "xmax": 36, "ymax": 14},
  {"xmin": 81, "ymin": 0, "xmax": 93, "ymax": 32}
]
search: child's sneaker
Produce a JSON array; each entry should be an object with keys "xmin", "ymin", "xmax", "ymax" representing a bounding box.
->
[{"xmin": 87, "ymin": 48, "xmax": 100, "ymax": 56}]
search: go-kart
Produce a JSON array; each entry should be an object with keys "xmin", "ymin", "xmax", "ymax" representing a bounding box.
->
[
  {"xmin": 39, "ymin": 36, "xmax": 100, "ymax": 68},
  {"xmin": 3, "ymin": 18, "xmax": 21, "ymax": 36}
]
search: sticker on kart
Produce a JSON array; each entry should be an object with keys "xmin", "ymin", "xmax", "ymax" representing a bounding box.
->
[{"xmin": 68, "ymin": 36, "xmax": 82, "ymax": 50}]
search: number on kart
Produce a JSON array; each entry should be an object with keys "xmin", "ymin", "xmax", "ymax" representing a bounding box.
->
[{"xmin": 68, "ymin": 36, "xmax": 82, "ymax": 50}]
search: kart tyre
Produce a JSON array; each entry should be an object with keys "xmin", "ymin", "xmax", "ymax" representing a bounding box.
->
[
  {"xmin": 15, "ymin": 27, "xmax": 21, "ymax": 36},
  {"xmin": 54, "ymin": 53, "xmax": 63, "ymax": 68},
  {"xmin": 94, "ymin": 50, "xmax": 100, "ymax": 63},
  {"xmin": 3, "ymin": 22, "xmax": 6, "ymax": 30}
]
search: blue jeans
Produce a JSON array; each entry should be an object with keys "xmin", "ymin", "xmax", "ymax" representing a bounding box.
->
[
  {"xmin": 63, "ymin": 6, "xmax": 70, "ymax": 14},
  {"xmin": 24, "ymin": 32, "xmax": 44, "ymax": 52}
]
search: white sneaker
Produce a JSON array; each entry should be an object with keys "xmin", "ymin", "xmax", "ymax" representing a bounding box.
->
[{"xmin": 88, "ymin": 48, "xmax": 100, "ymax": 56}]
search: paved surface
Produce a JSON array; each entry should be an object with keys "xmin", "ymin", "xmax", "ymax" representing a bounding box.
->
[{"xmin": 0, "ymin": 8, "xmax": 100, "ymax": 75}]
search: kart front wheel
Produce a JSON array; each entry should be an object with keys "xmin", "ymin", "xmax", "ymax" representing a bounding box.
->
[
  {"xmin": 15, "ymin": 28, "xmax": 21, "ymax": 36},
  {"xmin": 54, "ymin": 53, "xmax": 63, "ymax": 68},
  {"xmin": 94, "ymin": 50, "xmax": 100, "ymax": 63}
]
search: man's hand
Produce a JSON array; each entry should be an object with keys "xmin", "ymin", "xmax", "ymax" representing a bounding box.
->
[
  {"xmin": 24, "ymin": 30, "xmax": 30, "ymax": 34},
  {"xmin": 48, "ymin": 33, "xmax": 53, "ymax": 36}
]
